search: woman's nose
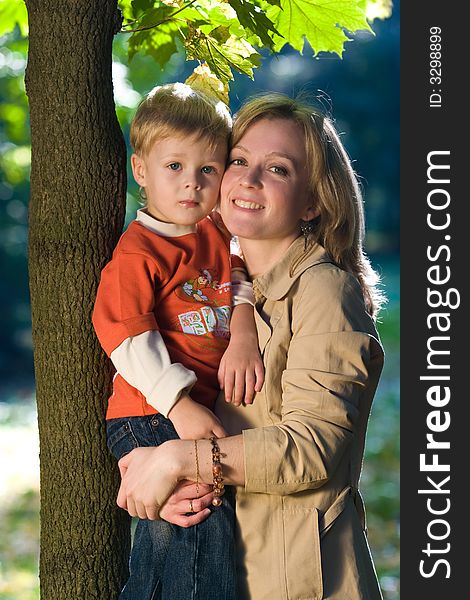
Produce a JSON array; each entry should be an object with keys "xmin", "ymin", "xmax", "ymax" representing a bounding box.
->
[{"xmin": 241, "ymin": 167, "xmax": 262, "ymax": 188}]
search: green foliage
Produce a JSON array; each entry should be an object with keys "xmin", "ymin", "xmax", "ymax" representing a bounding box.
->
[
  {"xmin": 0, "ymin": 0, "xmax": 28, "ymax": 37},
  {"xmin": 119, "ymin": 0, "xmax": 387, "ymax": 89},
  {"xmin": 0, "ymin": 0, "xmax": 392, "ymax": 91},
  {"xmin": 0, "ymin": 33, "xmax": 30, "ymax": 254},
  {"xmin": 0, "ymin": 398, "xmax": 40, "ymax": 599},
  {"xmin": 226, "ymin": 0, "xmax": 280, "ymax": 50},
  {"xmin": 0, "ymin": 488, "xmax": 39, "ymax": 599},
  {"xmin": 0, "ymin": 34, "xmax": 30, "ymax": 186},
  {"xmin": 126, "ymin": 5, "xmax": 181, "ymax": 67},
  {"xmin": 267, "ymin": 0, "xmax": 372, "ymax": 55}
]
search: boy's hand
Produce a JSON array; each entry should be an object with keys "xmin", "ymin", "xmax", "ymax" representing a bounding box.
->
[
  {"xmin": 218, "ymin": 335, "xmax": 264, "ymax": 407},
  {"xmin": 168, "ymin": 393, "xmax": 227, "ymax": 439}
]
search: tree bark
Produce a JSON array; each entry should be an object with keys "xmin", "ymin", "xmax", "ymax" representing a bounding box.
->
[{"xmin": 25, "ymin": 1, "xmax": 129, "ymax": 597}]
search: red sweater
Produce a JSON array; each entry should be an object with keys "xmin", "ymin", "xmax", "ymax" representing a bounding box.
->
[{"xmin": 93, "ymin": 215, "xmax": 237, "ymax": 419}]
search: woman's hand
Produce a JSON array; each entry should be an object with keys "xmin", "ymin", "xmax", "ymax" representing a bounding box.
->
[
  {"xmin": 159, "ymin": 480, "xmax": 214, "ymax": 527},
  {"xmin": 117, "ymin": 443, "xmax": 182, "ymax": 520}
]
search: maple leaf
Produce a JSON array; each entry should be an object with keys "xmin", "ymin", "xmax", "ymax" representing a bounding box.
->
[
  {"xmin": 185, "ymin": 63, "xmax": 230, "ymax": 105},
  {"xmin": 268, "ymin": 0, "xmax": 372, "ymax": 56},
  {"xmin": 0, "ymin": 0, "xmax": 28, "ymax": 37}
]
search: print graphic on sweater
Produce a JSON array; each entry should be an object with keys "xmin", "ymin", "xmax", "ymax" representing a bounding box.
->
[
  {"xmin": 180, "ymin": 268, "xmax": 220, "ymax": 302},
  {"xmin": 175, "ymin": 268, "xmax": 231, "ymax": 340}
]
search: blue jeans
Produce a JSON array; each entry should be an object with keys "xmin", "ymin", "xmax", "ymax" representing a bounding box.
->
[{"xmin": 107, "ymin": 414, "xmax": 236, "ymax": 600}]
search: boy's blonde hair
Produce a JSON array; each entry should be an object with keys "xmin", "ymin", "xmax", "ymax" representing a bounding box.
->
[
  {"xmin": 232, "ymin": 93, "xmax": 386, "ymax": 319},
  {"xmin": 130, "ymin": 83, "xmax": 232, "ymax": 157}
]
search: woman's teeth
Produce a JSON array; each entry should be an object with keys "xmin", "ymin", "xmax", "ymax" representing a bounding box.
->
[{"xmin": 233, "ymin": 199, "xmax": 264, "ymax": 210}]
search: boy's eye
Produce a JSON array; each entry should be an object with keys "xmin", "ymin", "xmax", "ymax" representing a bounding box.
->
[
  {"xmin": 201, "ymin": 165, "xmax": 215, "ymax": 174},
  {"xmin": 168, "ymin": 162, "xmax": 181, "ymax": 171}
]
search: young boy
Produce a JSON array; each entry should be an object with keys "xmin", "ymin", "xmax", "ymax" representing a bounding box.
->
[{"xmin": 92, "ymin": 83, "xmax": 263, "ymax": 599}]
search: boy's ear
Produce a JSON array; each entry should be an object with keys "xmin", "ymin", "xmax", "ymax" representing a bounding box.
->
[{"xmin": 131, "ymin": 153, "xmax": 146, "ymax": 186}]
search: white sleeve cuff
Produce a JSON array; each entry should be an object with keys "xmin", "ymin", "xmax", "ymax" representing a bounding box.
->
[
  {"xmin": 232, "ymin": 279, "xmax": 256, "ymax": 307},
  {"xmin": 146, "ymin": 363, "xmax": 197, "ymax": 417},
  {"xmin": 110, "ymin": 330, "xmax": 197, "ymax": 417}
]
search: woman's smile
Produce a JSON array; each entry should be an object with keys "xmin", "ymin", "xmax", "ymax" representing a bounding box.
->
[{"xmin": 232, "ymin": 198, "xmax": 265, "ymax": 210}]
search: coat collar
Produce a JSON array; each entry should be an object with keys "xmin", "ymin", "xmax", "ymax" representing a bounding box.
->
[{"xmin": 253, "ymin": 236, "xmax": 334, "ymax": 301}]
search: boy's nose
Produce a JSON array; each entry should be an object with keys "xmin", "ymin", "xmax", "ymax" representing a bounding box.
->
[{"xmin": 185, "ymin": 174, "xmax": 202, "ymax": 190}]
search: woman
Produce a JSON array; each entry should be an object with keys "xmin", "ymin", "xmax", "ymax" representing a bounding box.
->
[{"xmin": 117, "ymin": 93, "xmax": 385, "ymax": 599}]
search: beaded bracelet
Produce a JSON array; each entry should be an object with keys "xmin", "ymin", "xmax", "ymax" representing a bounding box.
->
[{"xmin": 209, "ymin": 436, "xmax": 225, "ymax": 507}]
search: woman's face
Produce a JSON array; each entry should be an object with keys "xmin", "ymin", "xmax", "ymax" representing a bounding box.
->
[{"xmin": 220, "ymin": 118, "xmax": 317, "ymax": 243}]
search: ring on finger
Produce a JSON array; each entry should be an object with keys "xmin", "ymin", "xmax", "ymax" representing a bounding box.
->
[{"xmin": 189, "ymin": 499, "xmax": 194, "ymax": 513}]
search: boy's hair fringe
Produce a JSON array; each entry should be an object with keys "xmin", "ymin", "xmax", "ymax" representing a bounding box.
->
[
  {"xmin": 131, "ymin": 82, "xmax": 232, "ymax": 157},
  {"xmin": 232, "ymin": 92, "xmax": 387, "ymax": 319}
]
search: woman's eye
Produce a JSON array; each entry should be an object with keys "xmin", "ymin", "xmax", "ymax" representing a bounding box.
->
[
  {"xmin": 270, "ymin": 165, "xmax": 288, "ymax": 176},
  {"xmin": 201, "ymin": 165, "xmax": 215, "ymax": 174},
  {"xmin": 168, "ymin": 162, "xmax": 181, "ymax": 171},
  {"xmin": 229, "ymin": 158, "xmax": 246, "ymax": 166}
]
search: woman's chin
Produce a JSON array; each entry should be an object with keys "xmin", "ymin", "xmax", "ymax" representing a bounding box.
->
[
  {"xmin": 226, "ymin": 224, "xmax": 261, "ymax": 240},
  {"xmin": 221, "ymin": 213, "xmax": 261, "ymax": 239}
]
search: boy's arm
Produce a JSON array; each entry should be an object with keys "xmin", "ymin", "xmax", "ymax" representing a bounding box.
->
[
  {"xmin": 110, "ymin": 331, "xmax": 196, "ymax": 418},
  {"xmin": 92, "ymin": 249, "xmax": 195, "ymax": 418},
  {"xmin": 92, "ymin": 246, "xmax": 226, "ymax": 437},
  {"xmin": 167, "ymin": 393, "xmax": 226, "ymax": 439},
  {"xmin": 111, "ymin": 335, "xmax": 226, "ymax": 438},
  {"xmin": 217, "ymin": 263, "xmax": 265, "ymax": 406}
]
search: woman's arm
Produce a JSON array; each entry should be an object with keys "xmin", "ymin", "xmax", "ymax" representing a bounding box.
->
[
  {"xmin": 117, "ymin": 435, "xmax": 246, "ymax": 520},
  {"xmin": 242, "ymin": 268, "xmax": 383, "ymax": 496}
]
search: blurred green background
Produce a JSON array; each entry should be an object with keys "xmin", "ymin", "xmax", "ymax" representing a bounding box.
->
[{"xmin": 0, "ymin": 3, "xmax": 399, "ymax": 598}]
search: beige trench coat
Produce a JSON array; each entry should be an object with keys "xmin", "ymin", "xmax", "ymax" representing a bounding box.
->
[{"xmin": 217, "ymin": 238, "xmax": 384, "ymax": 600}]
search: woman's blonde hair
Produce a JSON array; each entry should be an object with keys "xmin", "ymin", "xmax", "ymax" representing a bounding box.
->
[
  {"xmin": 232, "ymin": 93, "xmax": 385, "ymax": 319},
  {"xmin": 130, "ymin": 82, "xmax": 232, "ymax": 157}
]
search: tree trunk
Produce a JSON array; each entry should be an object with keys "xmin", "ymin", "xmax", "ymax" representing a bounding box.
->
[{"xmin": 25, "ymin": 1, "xmax": 129, "ymax": 597}]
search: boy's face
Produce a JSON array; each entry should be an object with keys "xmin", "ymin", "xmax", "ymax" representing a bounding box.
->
[{"xmin": 131, "ymin": 133, "xmax": 227, "ymax": 226}]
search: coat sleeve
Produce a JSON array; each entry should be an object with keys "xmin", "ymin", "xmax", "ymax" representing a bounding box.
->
[{"xmin": 242, "ymin": 267, "xmax": 382, "ymax": 495}]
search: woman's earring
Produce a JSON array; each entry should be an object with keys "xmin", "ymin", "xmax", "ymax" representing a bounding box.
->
[
  {"xmin": 138, "ymin": 186, "xmax": 147, "ymax": 202},
  {"xmin": 300, "ymin": 220, "xmax": 315, "ymax": 250}
]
